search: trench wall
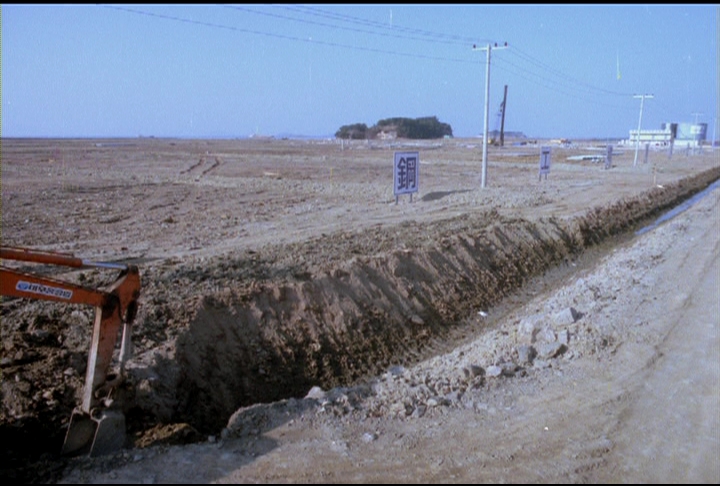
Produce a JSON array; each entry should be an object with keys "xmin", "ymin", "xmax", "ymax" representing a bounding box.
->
[{"xmin": 167, "ymin": 166, "xmax": 720, "ymax": 432}]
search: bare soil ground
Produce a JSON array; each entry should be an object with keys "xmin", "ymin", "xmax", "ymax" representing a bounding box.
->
[{"xmin": 1, "ymin": 137, "xmax": 718, "ymax": 483}]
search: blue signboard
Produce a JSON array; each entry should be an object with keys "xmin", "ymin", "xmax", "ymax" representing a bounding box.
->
[{"xmin": 394, "ymin": 151, "xmax": 419, "ymax": 197}]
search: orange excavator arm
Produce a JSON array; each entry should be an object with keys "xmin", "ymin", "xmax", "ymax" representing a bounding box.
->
[
  {"xmin": 1, "ymin": 265, "xmax": 107, "ymax": 307},
  {"xmin": 0, "ymin": 246, "xmax": 141, "ymax": 457}
]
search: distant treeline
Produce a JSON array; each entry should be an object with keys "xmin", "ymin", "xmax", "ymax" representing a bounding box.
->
[{"xmin": 335, "ymin": 116, "xmax": 453, "ymax": 140}]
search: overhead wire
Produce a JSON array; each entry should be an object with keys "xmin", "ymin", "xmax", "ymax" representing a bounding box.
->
[
  {"xmin": 276, "ymin": 4, "xmax": 490, "ymax": 46},
  {"xmin": 222, "ymin": 4, "xmax": 486, "ymax": 47},
  {"xmin": 277, "ymin": 4, "xmax": 638, "ymax": 104},
  {"xmin": 264, "ymin": 4, "xmax": 641, "ymax": 111},
  {"xmin": 650, "ymin": 97, "xmax": 687, "ymax": 123},
  {"xmin": 508, "ymin": 46, "xmax": 635, "ymax": 98},
  {"xmin": 102, "ymin": 4, "xmax": 641, "ymax": 113},
  {"xmin": 493, "ymin": 54, "xmax": 635, "ymax": 111},
  {"xmin": 101, "ymin": 4, "xmax": 475, "ymax": 64}
]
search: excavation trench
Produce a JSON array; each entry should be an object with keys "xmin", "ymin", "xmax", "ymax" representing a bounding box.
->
[{"xmin": 127, "ymin": 166, "xmax": 720, "ymax": 436}]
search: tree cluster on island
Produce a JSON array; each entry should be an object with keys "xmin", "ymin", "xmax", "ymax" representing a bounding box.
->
[{"xmin": 335, "ymin": 116, "xmax": 453, "ymax": 140}]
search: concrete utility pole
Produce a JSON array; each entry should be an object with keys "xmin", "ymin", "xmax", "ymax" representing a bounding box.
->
[
  {"xmin": 474, "ymin": 42, "xmax": 508, "ymax": 188},
  {"xmin": 633, "ymin": 94, "xmax": 653, "ymax": 167}
]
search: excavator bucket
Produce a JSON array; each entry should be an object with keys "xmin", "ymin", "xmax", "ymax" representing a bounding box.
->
[
  {"xmin": 62, "ymin": 409, "xmax": 126, "ymax": 457},
  {"xmin": 1, "ymin": 247, "xmax": 140, "ymax": 458}
]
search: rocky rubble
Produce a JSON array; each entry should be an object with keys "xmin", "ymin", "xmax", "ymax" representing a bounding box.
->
[{"xmin": 221, "ymin": 210, "xmax": 669, "ymax": 442}]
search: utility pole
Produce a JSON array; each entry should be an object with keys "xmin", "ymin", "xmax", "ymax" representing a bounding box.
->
[
  {"xmin": 633, "ymin": 94, "xmax": 653, "ymax": 167},
  {"xmin": 691, "ymin": 113, "xmax": 705, "ymax": 153},
  {"xmin": 474, "ymin": 42, "xmax": 508, "ymax": 188},
  {"xmin": 499, "ymin": 85, "xmax": 508, "ymax": 147}
]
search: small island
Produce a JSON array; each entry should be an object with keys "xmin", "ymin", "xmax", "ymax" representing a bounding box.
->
[{"xmin": 335, "ymin": 116, "xmax": 453, "ymax": 140}]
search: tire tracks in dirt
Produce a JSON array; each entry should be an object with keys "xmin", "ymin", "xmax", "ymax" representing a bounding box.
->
[{"xmin": 585, "ymin": 186, "xmax": 720, "ymax": 483}]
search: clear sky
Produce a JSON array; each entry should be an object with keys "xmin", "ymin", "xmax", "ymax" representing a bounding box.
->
[{"xmin": 2, "ymin": 4, "xmax": 718, "ymax": 140}]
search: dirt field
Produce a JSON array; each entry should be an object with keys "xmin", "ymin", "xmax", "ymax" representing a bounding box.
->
[{"xmin": 1, "ymin": 137, "xmax": 718, "ymax": 482}]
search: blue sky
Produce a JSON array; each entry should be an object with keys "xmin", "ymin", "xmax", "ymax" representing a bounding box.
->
[{"xmin": 2, "ymin": 4, "xmax": 717, "ymax": 139}]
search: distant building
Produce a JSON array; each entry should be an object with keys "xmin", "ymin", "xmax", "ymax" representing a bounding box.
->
[
  {"xmin": 671, "ymin": 122, "xmax": 708, "ymax": 148},
  {"xmin": 623, "ymin": 122, "xmax": 708, "ymax": 148},
  {"xmin": 377, "ymin": 129, "xmax": 397, "ymax": 140},
  {"xmin": 626, "ymin": 127, "xmax": 673, "ymax": 146}
]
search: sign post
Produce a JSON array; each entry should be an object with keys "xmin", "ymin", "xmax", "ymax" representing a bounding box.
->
[
  {"xmin": 539, "ymin": 146, "xmax": 551, "ymax": 181},
  {"xmin": 605, "ymin": 145, "xmax": 613, "ymax": 170},
  {"xmin": 394, "ymin": 151, "xmax": 419, "ymax": 204}
]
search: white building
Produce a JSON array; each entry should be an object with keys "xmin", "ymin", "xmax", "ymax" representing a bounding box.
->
[{"xmin": 623, "ymin": 122, "xmax": 708, "ymax": 149}]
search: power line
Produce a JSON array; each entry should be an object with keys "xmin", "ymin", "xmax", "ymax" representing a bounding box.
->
[
  {"xmin": 102, "ymin": 4, "xmax": 648, "ymax": 128},
  {"xmin": 263, "ymin": 4, "xmax": 642, "ymax": 106},
  {"xmin": 493, "ymin": 57, "xmax": 633, "ymax": 111},
  {"xmin": 508, "ymin": 46, "xmax": 634, "ymax": 97},
  {"xmin": 104, "ymin": 4, "xmax": 640, "ymax": 106},
  {"xmin": 221, "ymin": 5, "xmax": 474, "ymax": 47},
  {"xmin": 278, "ymin": 4, "xmax": 490, "ymax": 46},
  {"xmin": 101, "ymin": 5, "xmax": 474, "ymax": 65}
]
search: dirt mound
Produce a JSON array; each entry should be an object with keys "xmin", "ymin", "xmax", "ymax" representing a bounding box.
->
[
  {"xmin": 122, "ymin": 167, "xmax": 720, "ymax": 435},
  {"xmin": 55, "ymin": 177, "xmax": 720, "ymax": 484}
]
